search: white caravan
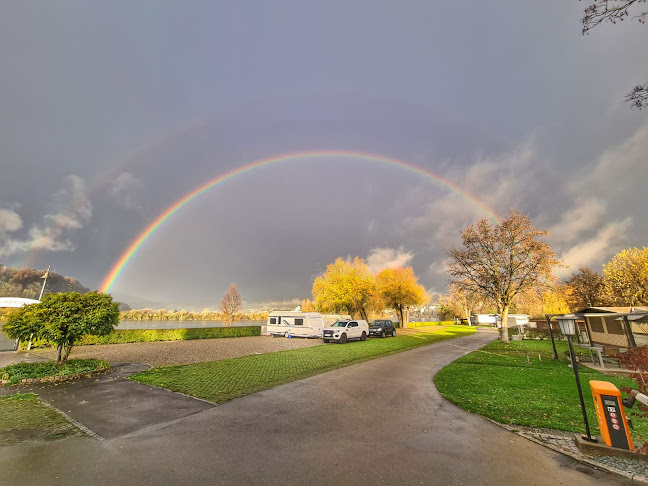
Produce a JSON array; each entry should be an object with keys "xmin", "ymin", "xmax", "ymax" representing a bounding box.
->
[{"xmin": 267, "ymin": 311, "xmax": 325, "ymax": 338}]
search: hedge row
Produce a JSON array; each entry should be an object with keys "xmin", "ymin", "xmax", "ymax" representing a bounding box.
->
[
  {"xmin": 406, "ymin": 321, "xmax": 454, "ymax": 328},
  {"xmin": 76, "ymin": 326, "xmax": 261, "ymax": 346}
]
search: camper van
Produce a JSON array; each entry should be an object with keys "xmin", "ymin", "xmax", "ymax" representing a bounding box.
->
[
  {"xmin": 267, "ymin": 311, "xmax": 351, "ymax": 338},
  {"xmin": 469, "ymin": 314, "xmax": 500, "ymax": 326}
]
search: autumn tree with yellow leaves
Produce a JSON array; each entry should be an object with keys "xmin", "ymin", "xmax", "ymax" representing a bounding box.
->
[
  {"xmin": 375, "ymin": 267, "xmax": 428, "ymax": 328},
  {"xmin": 312, "ymin": 257, "xmax": 376, "ymax": 320},
  {"xmin": 603, "ymin": 247, "xmax": 648, "ymax": 306}
]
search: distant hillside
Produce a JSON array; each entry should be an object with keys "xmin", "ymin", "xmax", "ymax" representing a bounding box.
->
[{"xmin": 0, "ymin": 265, "xmax": 91, "ymax": 300}]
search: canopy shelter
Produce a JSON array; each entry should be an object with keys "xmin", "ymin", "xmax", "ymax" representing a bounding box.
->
[{"xmin": 571, "ymin": 307, "xmax": 648, "ymax": 349}]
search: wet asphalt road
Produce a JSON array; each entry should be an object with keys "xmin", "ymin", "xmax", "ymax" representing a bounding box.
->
[{"xmin": 0, "ymin": 331, "xmax": 634, "ymax": 485}]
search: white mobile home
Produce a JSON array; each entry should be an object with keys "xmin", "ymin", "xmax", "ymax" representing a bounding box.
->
[
  {"xmin": 267, "ymin": 311, "xmax": 323, "ymax": 338},
  {"xmin": 469, "ymin": 314, "xmax": 499, "ymax": 326}
]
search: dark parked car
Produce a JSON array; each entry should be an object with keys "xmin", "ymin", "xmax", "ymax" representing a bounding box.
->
[{"xmin": 369, "ymin": 319, "xmax": 396, "ymax": 338}]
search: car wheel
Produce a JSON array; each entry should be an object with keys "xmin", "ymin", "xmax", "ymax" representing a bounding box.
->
[
  {"xmin": 284, "ymin": 331, "xmax": 290, "ymax": 338},
  {"xmin": 360, "ymin": 331, "xmax": 367, "ymax": 341},
  {"xmin": 323, "ymin": 339, "xmax": 330, "ymax": 343},
  {"xmin": 340, "ymin": 333, "xmax": 348, "ymax": 344},
  {"xmin": 380, "ymin": 330, "xmax": 386, "ymax": 338},
  {"xmin": 392, "ymin": 329, "xmax": 397, "ymax": 337}
]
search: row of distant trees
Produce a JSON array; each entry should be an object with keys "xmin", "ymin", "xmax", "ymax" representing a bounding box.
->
[{"xmin": 118, "ymin": 306, "xmax": 268, "ymax": 323}]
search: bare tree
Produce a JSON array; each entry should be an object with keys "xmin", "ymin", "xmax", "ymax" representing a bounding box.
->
[
  {"xmin": 582, "ymin": 0, "xmax": 648, "ymax": 109},
  {"xmin": 447, "ymin": 210, "xmax": 563, "ymax": 343},
  {"xmin": 219, "ymin": 283, "xmax": 243, "ymax": 325}
]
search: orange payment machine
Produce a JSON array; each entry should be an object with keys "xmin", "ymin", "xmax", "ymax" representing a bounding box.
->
[{"xmin": 589, "ymin": 380, "xmax": 633, "ymax": 450}]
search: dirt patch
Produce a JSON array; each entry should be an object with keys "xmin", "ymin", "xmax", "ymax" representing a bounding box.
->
[{"xmin": 32, "ymin": 335, "xmax": 322, "ymax": 366}]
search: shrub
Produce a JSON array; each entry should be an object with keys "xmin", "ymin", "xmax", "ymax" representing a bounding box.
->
[
  {"xmin": 407, "ymin": 321, "xmax": 453, "ymax": 328},
  {"xmin": 0, "ymin": 359, "xmax": 109, "ymax": 385}
]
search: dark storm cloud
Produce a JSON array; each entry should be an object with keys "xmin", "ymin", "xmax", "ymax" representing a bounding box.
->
[{"xmin": 1, "ymin": 1, "xmax": 647, "ymax": 308}]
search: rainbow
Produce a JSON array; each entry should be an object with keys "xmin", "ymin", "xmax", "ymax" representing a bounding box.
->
[{"xmin": 99, "ymin": 150, "xmax": 501, "ymax": 292}]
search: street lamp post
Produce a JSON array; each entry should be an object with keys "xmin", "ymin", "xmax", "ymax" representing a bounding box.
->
[{"xmin": 557, "ymin": 315, "xmax": 597, "ymax": 443}]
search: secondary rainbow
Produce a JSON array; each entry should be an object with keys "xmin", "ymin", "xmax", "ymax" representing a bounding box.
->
[{"xmin": 99, "ymin": 150, "xmax": 501, "ymax": 292}]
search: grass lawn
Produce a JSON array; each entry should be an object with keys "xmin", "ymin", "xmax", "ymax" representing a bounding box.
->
[
  {"xmin": 434, "ymin": 340, "xmax": 648, "ymax": 439},
  {"xmin": 0, "ymin": 394, "xmax": 83, "ymax": 445},
  {"xmin": 0, "ymin": 359, "xmax": 109, "ymax": 385},
  {"xmin": 131, "ymin": 326, "xmax": 476, "ymax": 403}
]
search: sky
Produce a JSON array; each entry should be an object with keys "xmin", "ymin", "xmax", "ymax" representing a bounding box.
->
[{"xmin": 1, "ymin": 1, "xmax": 647, "ymax": 309}]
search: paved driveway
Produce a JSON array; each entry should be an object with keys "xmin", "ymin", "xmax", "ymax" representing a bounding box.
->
[{"xmin": 0, "ymin": 331, "xmax": 632, "ymax": 485}]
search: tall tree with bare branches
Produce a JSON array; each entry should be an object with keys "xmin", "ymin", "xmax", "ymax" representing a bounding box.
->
[
  {"xmin": 581, "ymin": 1, "xmax": 648, "ymax": 109},
  {"xmin": 447, "ymin": 210, "xmax": 563, "ymax": 343},
  {"xmin": 219, "ymin": 283, "xmax": 243, "ymax": 325}
]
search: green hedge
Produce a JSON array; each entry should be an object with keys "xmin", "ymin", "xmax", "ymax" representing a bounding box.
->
[
  {"xmin": 76, "ymin": 326, "xmax": 261, "ymax": 346},
  {"xmin": 406, "ymin": 321, "xmax": 453, "ymax": 328}
]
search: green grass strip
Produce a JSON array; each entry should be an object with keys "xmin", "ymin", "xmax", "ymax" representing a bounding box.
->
[
  {"xmin": 0, "ymin": 393, "xmax": 82, "ymax": 444},
  {"xmin": 435, "ymin": 340, "xmax": 648, "ymax": 438},
  {"xmin": 131, "ymin": 327, "xmax": 476, "ymax": 403},
  {"xmin": 0, "ymin": 359, "xmax": 109, "ymax": 385}
]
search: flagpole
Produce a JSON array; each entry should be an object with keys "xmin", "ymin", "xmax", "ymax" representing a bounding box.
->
[
  {"xmin": 28, "ymin": 265, "xmax": 50, "ymax": 351},
  {"xmin": 38, "ymin": 265, "xmax": 50, "ymax": 301}
]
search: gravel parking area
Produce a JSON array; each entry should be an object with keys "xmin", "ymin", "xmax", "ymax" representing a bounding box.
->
[{"xmin": 31, "ymin": 336, "xmax": 323, "ymax": 367}]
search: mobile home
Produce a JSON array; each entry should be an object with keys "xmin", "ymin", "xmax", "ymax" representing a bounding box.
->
[
  {"xmin": 469, "ymin": 314, "xmax": 499, "ymax": 326},
  {"xmin": 267, "ymin": 311, "xmax": 351, "ymax": 338}
]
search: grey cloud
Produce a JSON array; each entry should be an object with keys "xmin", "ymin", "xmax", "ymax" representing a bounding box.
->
[
  {"xmin": 547, "ymin": 199, "xmax": 606, "ymax": 244},
  {"xmin": 556, "ymin": 218, "xmax": 633, "ymax": 277},
  {"xmin": 108, "ymin": 172, "xmax": 144, "ymax": 212}
]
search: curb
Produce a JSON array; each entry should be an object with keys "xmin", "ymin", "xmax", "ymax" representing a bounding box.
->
[
  {"xmin": 1, "ymin": 367, "xmax": 110, "ymax": 386},
  {"xmin": 38, "ymin": 399, "xmax": 106, "ymax": 442}
]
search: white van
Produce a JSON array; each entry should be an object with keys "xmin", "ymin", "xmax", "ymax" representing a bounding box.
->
[
  {"xmin": 267, "ymin": 311, "xmax": 326, "ymax": 338},
  {"xmin": 469, "ymin": 314, "xmax": 500, "ymax": 326}
]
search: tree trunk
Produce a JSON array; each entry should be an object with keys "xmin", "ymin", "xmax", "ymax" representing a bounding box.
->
[
  {"xmin": 500, "ymin": 305, "xmax": 510, "ymax": 344},
  {"xmin": 398, "ymin": 305, "xmax": 407, "ymax": 329},
  {"xmin": 61, "ymin": 343, "xmax": 73, "ymax": 364},
  {"xmin": 56, "ymin": 344, "xmax": 63, "ymax": 364},
  {"xmin": 359, "ymin": 307, "xmax": 368, "ymax": 322}
]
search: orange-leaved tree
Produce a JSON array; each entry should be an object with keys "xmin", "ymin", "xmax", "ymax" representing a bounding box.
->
[{"xmin": 219, "ymin": 283, "xmax": 243, "ymax": 325}]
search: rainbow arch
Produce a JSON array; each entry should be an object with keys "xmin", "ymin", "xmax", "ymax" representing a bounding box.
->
[{"xmin": 99, "ymin": 150, "xmax": 501, "ymax": 292}]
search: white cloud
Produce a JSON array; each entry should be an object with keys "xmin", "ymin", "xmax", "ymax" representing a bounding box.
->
[
  {"xmin": 0, "ymin": 175, "xmax": 92, "ymax": 258},
  {"xmin": 366, "ymin": 247, "xmax": 414, "ymax": 273},
  {"xmin": 0, "ymin": 208, "xmax": 23, "ymax": 234}
]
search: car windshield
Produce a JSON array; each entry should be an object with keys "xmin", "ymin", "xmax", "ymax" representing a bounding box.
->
[
  {"xmin": 371, "ymin": 321, "xmax": 384, "ymax": 326},
  {"xmin": 331, "ymin": 321, "xmax": 348, "ymax": 327}
]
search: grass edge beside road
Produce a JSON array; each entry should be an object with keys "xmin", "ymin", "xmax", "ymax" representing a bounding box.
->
[
  {"xmin": 131, "ymin": 326, "xmax": 476, "ymax": 403},
  {"xmin": 434, "ymin": 340, "xmax": 648, "ymax": 439},
  {"xmin": 0, "ymin": 393, "xmax": 84, "ymax": 445}
]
